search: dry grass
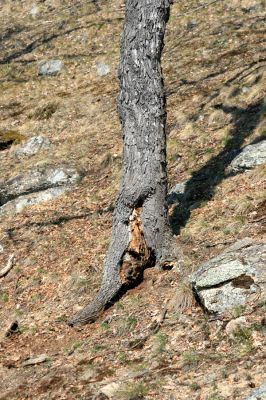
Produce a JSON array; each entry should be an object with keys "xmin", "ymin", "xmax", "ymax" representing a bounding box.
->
[{"xmin": 0, "ymin": 0, "xmax": 265, "ymax": 399}]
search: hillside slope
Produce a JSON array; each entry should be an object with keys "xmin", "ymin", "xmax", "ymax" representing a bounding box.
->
[{"xmin": 0, "ymin": 1, "xmax": 265, "ymax": 399}]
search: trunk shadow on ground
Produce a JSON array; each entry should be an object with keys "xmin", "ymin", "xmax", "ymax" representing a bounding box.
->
[{"xmin": 169, "ymin": 99, "xmax": 265, "ymax": 235}]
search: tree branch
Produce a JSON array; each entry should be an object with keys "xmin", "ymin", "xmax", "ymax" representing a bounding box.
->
[{"xmin": 0, "ymin": 254, "xmax": 15, "ymax": 278}]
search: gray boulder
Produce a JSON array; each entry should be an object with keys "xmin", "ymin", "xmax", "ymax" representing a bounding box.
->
[
  {"xmin": 15, "ymin": 136, "xmax": 51, "ymax": 158},
  {"xmin": 0, "ymin": 187, "xmax": 70, "ymax": 215},
  {"xmin": 191, "ymin": 238, "xmax": 266, "ymax": 314},
  {"xmin": 245, "ymin": 383, "xmax": 266, "ymax": 399},
  {"xmin": 38, "ymin": 60, "xmax": 64, "ymax": 76},
  {"xmin": 0, "ymin": 166, "xmax": 81, "ymax": 215},
  {"xmin": 229, "ymin": 140, "xmax": 266, "ymax": 172}
]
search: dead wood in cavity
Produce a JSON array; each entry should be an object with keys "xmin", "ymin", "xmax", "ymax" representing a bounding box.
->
[
  {"xmin": 119, "ymin": 207, "xmax": 154, "ymax": 286},
  {"xmin": 0, "ymin": 254, "xmax": 15, "ymax": 278}
]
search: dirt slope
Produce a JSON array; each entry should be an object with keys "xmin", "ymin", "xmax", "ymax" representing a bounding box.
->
[{"xmin": 0, "ymin": 1, "xmax": 265, "ymax": 399}]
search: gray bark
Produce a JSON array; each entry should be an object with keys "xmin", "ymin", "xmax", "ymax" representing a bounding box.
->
[{"xmin": 68, "ymin": 0, "xmax": 178, "ymax": 326}]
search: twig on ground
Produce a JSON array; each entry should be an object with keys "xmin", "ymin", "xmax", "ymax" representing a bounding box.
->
[
  {"xmin": 176, "ymin": 0, "xmax": 222, "ymax": 17},
  {"xmin": 0, "ymin": 254, "xmax": 15, "ymax": 278}
]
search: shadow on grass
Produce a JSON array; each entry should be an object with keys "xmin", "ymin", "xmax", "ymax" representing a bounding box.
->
[{"xmin": 170, "ymin": 99, "xmax": 265, "ymax": 235}]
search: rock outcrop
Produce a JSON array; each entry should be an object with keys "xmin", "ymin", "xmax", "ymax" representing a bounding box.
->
[
  {"xmin": 229, "ymin": 140, "xmax": 266, "ymax": 172},
  {"xmin": 191, "ymin": 238, "xmax": 266, "ymax": 314},
  {"xmin": 0, "ymin": 166, "xmax": 81, "ymax": 215},
  {"xmin": 245, "ymin": 382, "xmax": 266, "ymax": 400},
  {"xmin": 15, "ymin": 136, "xmax": 51, "ymax": 158}
]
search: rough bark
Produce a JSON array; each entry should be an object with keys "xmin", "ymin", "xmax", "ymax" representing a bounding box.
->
[{"xmin": 68, "ymin": 0, "xmax": 178, "ymax": 326}]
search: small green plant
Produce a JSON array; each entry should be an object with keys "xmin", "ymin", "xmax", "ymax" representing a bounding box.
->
[
  {"xmin": 118, "ymin": 315, "xmax": 138, "ymax": 335},
  {"xmin": 91, "ymin": 344, "xmax": 106, "ymax": 353},
  {"xmin": 130, "ymin": 294, "xmax": 143, "ymax": 305},
  {"xmin": 233, "ymin": 327, "xmax": 253, "ymax": 356},
  {"xmin": 117, "ymin": 380, "xmax": 148, "ymax": 400},
  {"xmin": 234, "ymin": 327, "xmax": 251, "ymax": 342},
  {"xmin": 16, "ymin": 325, "xmax": 29, "ymax": 334},
  {"xmin": 221, "ymin": 134, "xmax": 231, "ymax": 147},
  {"xmin": 182, "ymin": 350, "xmax": 201, "ymax": 366},
  {"xmin": 14, "ymin": 308, "xmax": 23, "ymax": 317},
  {"xmin": 207, "ymin": 393, "xmax": 225, "ymax": 400},
  {"xmin": 154, "ymin": 332, "xmax": 167, "ymax": 354},
  {"xmin": 190, "ymin": 382, "xmax": 201, "ymax": 391},
  {"xmin": 72, "ymin": 340, "xmax": 83, "ymax": 350},
  {"xmin": 55, "ymin": 314, "xmax": 67, "ymax": 323},
  {"xmin": 0, "ymin": 290, "xmax": 9, "ymax": 303},
  {"xmin": 118, "ymin": 352, "xmax": 128, "ymax": 364},
  {"xmin": 232, "ymin": 305, "xmax": 246, "ymax": 318},
  {"xmin": 30, "ymin": 294, "xmax": 41, "ymax": 303},
  {"xmin": 223, "ymin": 226, "xmax": 231, "ymax": 235},
  {"xmin": 126, "ymin": 316, "xmax": 138, "ymax": 329},
  {"xmin": 100, "ymin": 322, "xmax": 109, "ymax": 330},
  {"xmin": 116, "ymin": 301, "xmax": 125, "ymax": 310}
]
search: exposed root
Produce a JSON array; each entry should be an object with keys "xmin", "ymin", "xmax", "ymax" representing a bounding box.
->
[{"xmin": 68, "ymin": 207, "xmax": 155, "ymax": 326}]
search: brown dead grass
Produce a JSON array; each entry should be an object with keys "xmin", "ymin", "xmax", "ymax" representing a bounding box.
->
[{"xmin": 0, "ymin": 0, "xmax": 265, "ymax": 399}]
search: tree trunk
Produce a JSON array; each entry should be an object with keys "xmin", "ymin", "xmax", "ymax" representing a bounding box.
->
[{"xmin": 68, "ymin": 0, "xmax": 178, "ymax": 326}]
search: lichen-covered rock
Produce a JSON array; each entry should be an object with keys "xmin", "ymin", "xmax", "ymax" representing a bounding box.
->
[
  {"xmin": 191, "ymin": 238, "xmax": 266, "ymax": 314},
  {"xmin": 38, "ymin": 60, "xmax": 64, "ymax": 76},
  {"xmin": 15, "ymin": 136, "xmax": 51, "ymax": 158},
  {"xmin": 229, "ymin": 140, "xmax": 266, "ymax": 172},
  {"xmin": 245, "ymin": 383, "xmax": 266, "ymax": 400},
  {"xmin": 0, "ymin": 166, "xmax": 81, "ymax": 214}
]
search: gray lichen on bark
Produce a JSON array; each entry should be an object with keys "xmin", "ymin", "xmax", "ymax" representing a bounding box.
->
[{"xmin": 68, "ymin": 0, "xmax": 179, "ymax": 326}]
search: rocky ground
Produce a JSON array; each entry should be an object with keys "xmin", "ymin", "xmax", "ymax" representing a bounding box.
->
[{"xmin": 0, "ymin": 0, "xmax": 265, "ymax": 399}]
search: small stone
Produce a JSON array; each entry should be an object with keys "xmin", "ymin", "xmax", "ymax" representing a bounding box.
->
[
  {"xmin": 22, "ymin": 354, "xmax": 48, "ymax": 367},
  {"xmin": 96, "ymin": 62, "xmax": 110, "ymax": 77},
  {"xmin": 204, "ymin": 372, "xmax": 217, "ymax": 384},
  {"xmin": 80, "ymin": 367, "xmax": 97, "ymax": 382},
  {"xmin": 225, "ymin": 317, "xmax": 248, "ymax": 337},
  {"xmin": 167, "ymin": 181, "xmax": 187, "ymax": 205},
  {"xmin": 100, "ymin": 382, "xmax": 120, "ymax": 398},
  {"xmin": 30, "ymin": 5, "xmax": 39, "ymax": 18},
  {"xmin": 38, "ymin": 60, "xmax": 64, "ymax": 76}
]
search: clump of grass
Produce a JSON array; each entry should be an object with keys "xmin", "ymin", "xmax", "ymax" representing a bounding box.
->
[
  {"xmin": 232, "ymin": 305, "xmax": 246, "ymax": 318},
  {"xmin": 168, "ymin": 280, "xmax": 195, "ymax": 313},
  {"xmin": 190, "ymin": 382, "xmax": 201, "ymax": 391},
  {"xmin": 30, "ymin": 102, "xmax": 58, "ymax": 120},
  {"xmin": 0, "ymin": 130, "xmax": 25, "ymax": 150},
  {"xmin": 117, "ymin": 380, "xmax": 148, "ymax": 400},
  {"xmin": 232, "ymin": 327, "xmax": 254, "ymax": 356},
  {"xmin": 117, "ymin": 315, "xmax": 138, "ymax": 335}
]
